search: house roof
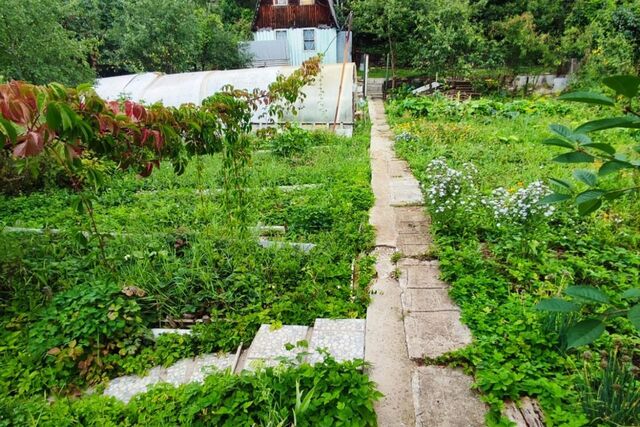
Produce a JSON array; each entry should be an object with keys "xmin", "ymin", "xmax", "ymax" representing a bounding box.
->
[{"xmin": 252, "ymin": 0, "xmax": 339, "ymax": 30}]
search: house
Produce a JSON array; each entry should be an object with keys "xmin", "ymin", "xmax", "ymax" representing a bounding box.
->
[{"xmin": 248, "ymin": 0, "xmax": 351, "ymax": 67}]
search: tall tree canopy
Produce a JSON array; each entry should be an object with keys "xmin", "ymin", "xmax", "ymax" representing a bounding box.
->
[{"xmin": 0, "ymin": 0, "xmax": 252, "ymax": 85}]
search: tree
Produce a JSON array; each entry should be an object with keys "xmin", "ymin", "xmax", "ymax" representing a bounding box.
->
[
  {"xmin": 410, "ymin": 0, "xmax": 488, "ymax": 74},
  {"xmin": 0, "ymin": 0, "xmax": 94, "ymax": 85},
  {"xmin": 349, "ymin": 0, "xmax": 414, "ymax": 84},
  {"xmin": 491, "ymin": 13, "xmax": 550, "ymax": 73},
  {"xmin": 107, "ymin": 0, "xmax": 202, "ymax": 74}
]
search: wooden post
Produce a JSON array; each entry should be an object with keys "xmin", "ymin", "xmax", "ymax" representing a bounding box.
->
[{"xmin": 333, "ymin": 12, "xmax": 352, "ymax": 132}]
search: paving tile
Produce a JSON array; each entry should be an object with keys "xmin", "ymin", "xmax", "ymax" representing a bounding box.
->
[
  {"xmin": 413, "ymin": 366, "xmax": 486, "ymax": 427},
  {"xmin": 397, "ymin": 220, "xmax": 429, "ymax": 235},
  {"xmin": 390, "ymin": 178, "xmax": 424, "ymax": 207},
  {"xmin": 308, "ymin": 328, "xmax": 365, "ymax": 364},
  {"xmin": 190, "ymin": 353, "xmax": 235, "ymax": 382},
  {"xmin": 164, "ymin": 359, "xmax": 194, "ymax": 385},
  {"xmin": 245, "ymin": 324, "xmax": 309, "ymax": 363},
  {"xmin": 404, "ymin": 311, "xmax": 472, "ymax": 359},
  {"xmin": 103, "ymin": 366, "xmax": 166, "ymax": 403},
  {"xmin": 402, "ymin": 288, "xmax": 459, "ymax": 312},
  {"xmin": 314, "ymin": 318, "xmax": 365, "ymax": 332},
  {"xmin": 389, "ymin": 160, "xmax": 413, "ymax": 178}
]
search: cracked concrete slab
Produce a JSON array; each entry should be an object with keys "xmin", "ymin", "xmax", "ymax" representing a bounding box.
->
[{"xmin": 413, "ymin": 366, "xmax": 487, "ymax": 427}]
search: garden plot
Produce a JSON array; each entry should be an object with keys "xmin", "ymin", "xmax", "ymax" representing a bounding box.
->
[
  {"xmin": 0, "ymin": 125, "xmax": 377, "ymax": 419},
  {"xmin": 388, "ymin": 94, "xmax": 640, "ymax": 426}
]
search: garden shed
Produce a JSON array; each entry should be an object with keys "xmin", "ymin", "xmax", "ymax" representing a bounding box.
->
[{"xmin": 94, "ymin": 63, "xmax": 355, "ymax": 135}]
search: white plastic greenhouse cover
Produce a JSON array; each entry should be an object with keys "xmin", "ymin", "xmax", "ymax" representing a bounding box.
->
[{"xmin": 94, "ymin": 64, "xmax": 355, "ymax": 128}]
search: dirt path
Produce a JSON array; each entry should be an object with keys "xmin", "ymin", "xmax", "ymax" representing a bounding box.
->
[{"xmin": 365, "ymin": 98, "xmax": 487, "ymax": 426}]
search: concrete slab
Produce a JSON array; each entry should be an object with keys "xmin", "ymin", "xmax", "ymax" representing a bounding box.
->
[
  {"xmin": 103, "ymin": 352, "xmax": 236, "ymax": 403},
  {"xmin": 399, "ymin": 262, "xmax": 448, "ymax": 289},
  {"xmin": 395, "ymin": 206, "xmax": 429, "ymax": 222},
  {"xmin": 390, "ymin": 179, "xmax": 424, "ymax": 207},
  {"xmin": 389, "ymin": 160, "xmax": 413, "ymax": 178},
  {"xmin": 404, "ymin": 311, "xmax": 472, "ymax": 359},
  {"xmin": 308, "ymin": 334, "xmax": 365, "ymax": 363},
  {"xmin": 413, "ymin": 366, "xmax": 487, "ymax": 427},
  {"xmin": 245, "ymin": 324, "xmax": 309, "ymax": 365},
  {"xmin": 190, "ymin": 353, "xmax": 235, "ymax": 382},
  {"xmin": 104, "ymin": 366, "xmax": 166, "ymax": 403},
  {"xmin": 365, "ymin": 248, "xmax": 416, "ymax": 427},
  {"xmin": 396, "ymin": 242, "xmax": 430, "ymax": 257},
  {"xmin": 402, "ymin": 288, "xmax": 459, "ymax": 312}
]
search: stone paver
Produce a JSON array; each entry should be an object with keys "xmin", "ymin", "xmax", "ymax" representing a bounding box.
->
[
  {"xmin": 103, "ymin": 353, "xmax": 234, "ymax": 403},
  {"xmin": 308, "ymin": 319, "xmax": 365, "ymax": 364},
  {"xmin": 413, "ymin": 366, "xmax": 487, "ymax": 427},
  {"xmin": 244, "ymin": 324, "xmax": 309, "ymax": 368},
  {"xmin": 404, "ymin": 311, "xmax": 472, "ymax": 359}
]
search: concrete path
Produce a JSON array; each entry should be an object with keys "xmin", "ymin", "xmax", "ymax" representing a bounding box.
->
[{"xmin": 365, "ymin": 98, "xmax": 487, "ymax": 426}]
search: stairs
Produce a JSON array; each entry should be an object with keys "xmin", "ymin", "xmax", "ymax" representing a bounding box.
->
[
  {"xmin": 367, "ymin": 78, "xmax": 385, "ymax": 99},
  {"xmin": 103, "ymin": 318, "xmax": 366, "ymax": 402},
  {"xmin": 445, "ymin": 78, "xmax": 480, "ymax": 100}
]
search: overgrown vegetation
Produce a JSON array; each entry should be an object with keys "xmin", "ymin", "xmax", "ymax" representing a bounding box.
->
[
  {"xmin": 0, "ymin": 121, "xmax": 375, "ymax": 401},
  {"xmin": 0, "ymin": 357, "xmax": 381, "ymax": 426},
  {"xmin": 388, "ymin": 87, "xmax": 639, "ymax": 425}
]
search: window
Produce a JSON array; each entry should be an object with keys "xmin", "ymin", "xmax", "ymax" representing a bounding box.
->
[
  {"xmin": 300, "ymin": 0, "xmax": 315, "ymax": 5},
  {"xmin": 303, "ymin": 29, "xmax": 315, "ymax": 51},
  {"xmin": 276, "ymin": 30, "xmax": 287, "ymax": 40},
  {"xmin": 273, "ymin": 0, "xmax": 287, "ymax": 5}
]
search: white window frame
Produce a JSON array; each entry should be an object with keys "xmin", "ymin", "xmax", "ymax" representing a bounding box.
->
[
  {"xmin": 303, "ymin": 29, "xmax": 316, "ymax": 51},
  {"xmin": 273, "ymin": 0, "xmax": 288, "ymax": 6},
  {"xmin": 275, "ymin": 30, "xmax": 287, "ymax": 40}
]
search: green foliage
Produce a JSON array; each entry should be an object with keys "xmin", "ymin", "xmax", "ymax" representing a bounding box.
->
[
  {"xmin": 268, "ymin": 126, "xmax": 332, "ymax": 159},
  {"xmin": 387, "ymin": 94, "xmax": 574, "ymax": 120},
  {"xmin": 0, "ymin": 0, "xmax": 252, "ymax": 84},
  {"xmin": 0, "ymin": 357, "xmax": 382, "ymax": 427},
  {"xmin": 0, "ymin": 0, "xmax": 95, "ymax": 85},
  {"xmin": 536, "ymin": 285, "xmax": 640, "ymax": 348},
  {"xmin": 0, "ymin": 121, "xmax": 374, "ymax": 399},
  {"xmin": 389, "ymin": 94, "xmax": 640, "ymax": 425},
  {"xmin": 542, "ymin": 75, "xmax": 640, "ymax": 215},
  {"xmin": 577, "ymin": 347, "xmax": 640, "ymax": 426}
]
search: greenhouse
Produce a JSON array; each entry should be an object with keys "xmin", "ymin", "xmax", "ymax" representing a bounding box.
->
[{"xmin": 95, "ymin": 63, "xmax": 356, "ymax": 135}]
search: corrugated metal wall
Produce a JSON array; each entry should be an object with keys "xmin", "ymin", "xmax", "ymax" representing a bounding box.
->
[{"xmin": 254, "ymin": 28, "xmax": 337, "ymax": 66}]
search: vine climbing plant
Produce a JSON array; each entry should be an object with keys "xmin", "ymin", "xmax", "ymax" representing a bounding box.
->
[{"xmin": 0, "ymin": 56, "xmax": 321, "ymax": 239}]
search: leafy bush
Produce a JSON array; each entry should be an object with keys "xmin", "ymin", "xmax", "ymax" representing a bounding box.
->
[{"xmin": 0, "ymin": 358, "xmax": 381, "ymax": 427}]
